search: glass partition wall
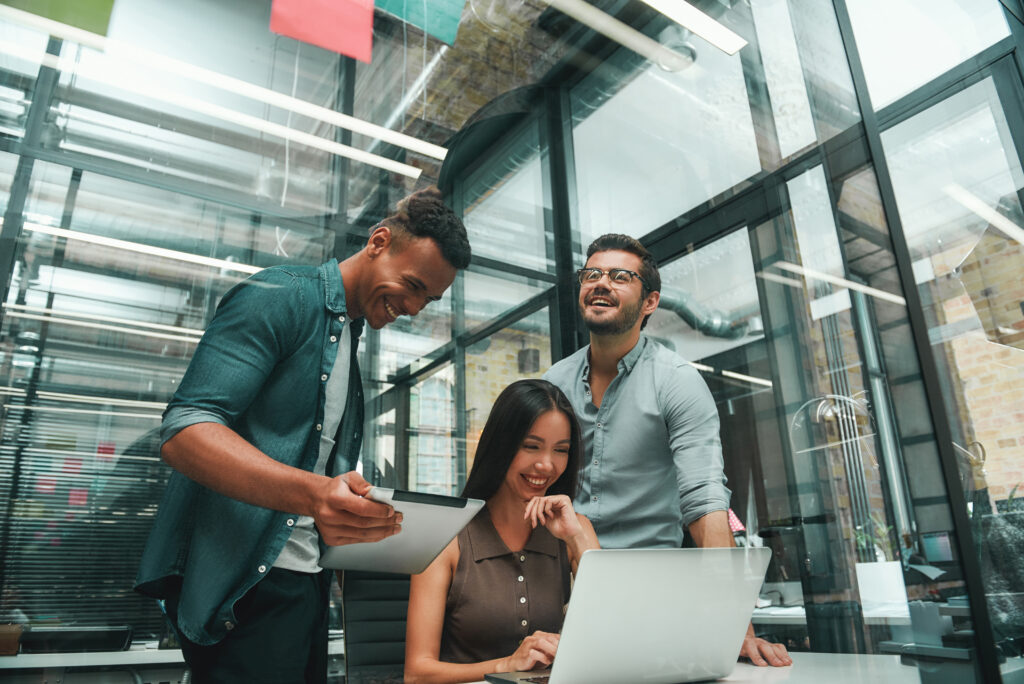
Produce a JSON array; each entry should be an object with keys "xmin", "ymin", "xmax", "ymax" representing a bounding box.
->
[{"xmin": 1, "ymin": 0, "xmax": 1023, "ymax": 682}]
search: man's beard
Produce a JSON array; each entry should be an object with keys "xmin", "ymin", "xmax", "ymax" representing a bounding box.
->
[{"xmin": 581, "ymin": 293, "xmax": 643, "ymax": 336}]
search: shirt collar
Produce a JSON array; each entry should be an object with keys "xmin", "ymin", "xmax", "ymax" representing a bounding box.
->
[
  {"xmin": 468, "ymin": 507, "xmax": 561, "ymax": 561},
  {"xmin": 322, "ymin": 259, "xmax": 365, "ymax": 336},
  {"xmin": 581, "ymin": 334, "xmax": 649, "ymax": 381},
  {"xmin": 321, "ymin": 259, "xmax": 347, "ymax": 314}
]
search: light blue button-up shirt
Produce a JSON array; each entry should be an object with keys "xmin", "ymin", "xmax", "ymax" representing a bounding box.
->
[{"xmin": 544, "ymin": 335, "xmax": 730, "ymax": 549}]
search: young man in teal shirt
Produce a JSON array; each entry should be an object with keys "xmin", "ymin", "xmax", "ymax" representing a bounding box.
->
[{"xmin": 137, "ymin": 187, "xmax": 470, "ymax": 682}]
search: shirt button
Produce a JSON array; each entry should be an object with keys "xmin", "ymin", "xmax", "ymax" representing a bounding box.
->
[
  {"xmin": 518, "ymin": 575, "xmax": 524, "ymax": 582},
  {"xmin": 597, "ymin": 422, "xmax": 602, "ymax": 428},
  {"xmin": 338, "ymin": 315, "xmax": 345, "ymax": 323},
  {"xmin": 225, "ymin": 621, "xmax": 234, "ymax": 631},
  {"xmin": 593, "ymin": 460, "xmax": 598, "ymax": 466},
  {"xmin": 520, "ymin": 597, "xmax": 527, "ymax": 604},
  {"xmin": 521, "ymin": 620, "xmax": 528, "ymax": 627},
  {"xmin": 321, "ymin": 374, "xmax": 328, "ymax": 381},
  {"xmin": 592, "ymin": 496, "xmax": 598, "ymax": 502},
  {"xmin": 258, "ymin": 564, "xmax": 267, "ymax": 573},
  {"xmin": 286, "ymin": 519, "xmax": 295, "ymax": 527},
  {"xmin": 316, "ymin": 423, "xmax": 322, "ymax": 431},
  {"xmin": 519, "ymin": 555, "xmax": 526, "ymax": 562},
  {"xmin": 330, "ymin": 335, "xmax": 338, "ymax": 343}
]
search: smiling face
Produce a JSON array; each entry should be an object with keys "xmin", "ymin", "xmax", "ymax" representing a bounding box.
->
[
  {"xmin": 578, "ymin": 249, "xmax": 658, "ymax": 336},
  {"xmin": 500, "ymin": 408, "xmax": 572, "ymax": 502},
  {"xmin": 359, "ymin": 226, "xmax": 457, "ymax": 330}
]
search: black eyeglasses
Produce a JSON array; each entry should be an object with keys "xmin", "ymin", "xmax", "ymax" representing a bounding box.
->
[{"xmin": 576, "ymin": 267, "xmax": 649, "ymax": 290}]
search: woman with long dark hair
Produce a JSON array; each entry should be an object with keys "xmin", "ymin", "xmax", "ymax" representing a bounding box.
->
[{"xmin": 404, "ymin": 379, "xmax": 599, "ymax": 684}]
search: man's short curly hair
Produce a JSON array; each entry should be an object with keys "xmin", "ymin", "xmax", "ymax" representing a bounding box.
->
[{"xmin": 380, "ymin": 186, "xmax": 471, "ymax": 269}]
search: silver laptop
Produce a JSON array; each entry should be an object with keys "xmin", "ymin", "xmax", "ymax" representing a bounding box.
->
[{"xmin": 486, "ymin": 547, "xmax": 771, "ymax": 684}]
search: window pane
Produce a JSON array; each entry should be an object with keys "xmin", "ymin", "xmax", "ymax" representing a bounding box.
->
[
  {"xmin": 408, "ymin": 365, "xmax": 457, "ymax": 495},
  {"xmin": 570, "ymin": 0, "xmax": 859, "ymax": 242},
  {"xmin": 462, "ymin": 267, "xmax": 551, "ymax": 333},
  {"xmin": 465, "ymin": 307, "xmax": 552, "ymax": 474},
  {"xmin": 462, "ymin": 121, "xmax": 552, "ymax": 272},
  {"xmin": 644, "ymin": 163, "xmax": 985, "ymax": 678},
  {"xmin": 882, "ymin": 75, "xmax": 1024, "ymax": 660},
  {"xmin": 847, "ymin": 0, "xmax": 1010, "ymax": 109}
]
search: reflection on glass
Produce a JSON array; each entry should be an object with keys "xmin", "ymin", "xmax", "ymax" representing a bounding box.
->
[
  {"xmin": 464, "ymin": 307, "xmax": 551, "ymax": 474},
  {"xmin": 409, "ymin": 365, "xmax": 457, "ymax": 495},
  {"xmin": 750, "ymin": 0, "xmax": 817, "ymax": 158},
  {"xmin": 462, "ymin": 122, "xmax": 552, "ymax": 272},
  {"xmin": 846, "ymin": 0, "xmax": 1009, "ymax": 109},
  {"xmin": 642, "ymin": 164, "xmax": 986, "ymax": 678},
  {"xmin": 0, "ymin": 154, "xmax": 339, "ymax": 640},
  {"xmin": 461, "ymin": 267, "xmax": 551, "ymax": 333},
  {"xmin": 571, "ymin": 26, "xmax": 760, "ymax": 241},
  {"xmin": 570, "ymin": 0, "xmax": 859, "ymax": 242},
  {"xmin": 883, "ymin": 76, "xmax": 1024, "ymax": 663},
  {"xmin": 373, "ymin": 288, "xmax": 453, "ymax": 382}
]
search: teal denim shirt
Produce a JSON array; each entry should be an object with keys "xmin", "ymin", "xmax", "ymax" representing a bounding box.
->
[{"xmin": 134, "ymin": 260, "xmax": 364, "ymax": 646}]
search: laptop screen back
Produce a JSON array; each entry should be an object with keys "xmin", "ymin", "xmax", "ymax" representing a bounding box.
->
[{"xmin": 547, "ymin": 547, "xmax": 771, "ymax": 684}]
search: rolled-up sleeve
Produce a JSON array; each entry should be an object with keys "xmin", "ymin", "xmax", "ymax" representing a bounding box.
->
[
  {"xmin": 659, "ymin": 363, "xmax": 731, "ymax": 527},
  {"xmin": 161, "ymin": 269, "xmax": 305, "ymax": 447}
]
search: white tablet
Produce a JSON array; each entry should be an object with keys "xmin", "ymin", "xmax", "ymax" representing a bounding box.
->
[{"xmin": 317, "ymin": 487, "xmax": 485, "ymax": 574}]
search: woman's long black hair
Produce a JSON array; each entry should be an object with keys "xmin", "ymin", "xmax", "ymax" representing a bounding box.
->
[{"xmin": 461, "ymin": 379, "xmax": 582, "ymax": 501}]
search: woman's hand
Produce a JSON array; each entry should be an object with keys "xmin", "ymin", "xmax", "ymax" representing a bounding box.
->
[
  {"xmin": 527, "ymin": 496, "xmax": 600, "ymax": 576},
  {"xmin": 496, "ymin": 631, "xmax": 560, "ymax": 673},
  {"xmin": 525, "ymin": 495, "xmax": 583, "ymax": 542}
]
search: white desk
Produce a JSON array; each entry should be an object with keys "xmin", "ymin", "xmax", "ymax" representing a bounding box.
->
[
  {"xmin": 0, "ymin": 648, "xmax": 184, "ymax": 669},
  {"xmin": 466, "ymin": 653, "xmax": 934, "ymax": 683},
  {"xmin": 722, "ymin": 653, "xmax": 919, "ymax": 682},
  {"xmin": 0, "ymin": 639, "xmax": 344, "ymax": 670},
  {"xmin": 752, "ymin": 605, "xmax": 912, "ymax": 626}
]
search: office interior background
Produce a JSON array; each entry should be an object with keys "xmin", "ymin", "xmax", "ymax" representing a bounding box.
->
[{"xmin": 0, "ymin": 0, "xmax": 1022, "ymax": 682}]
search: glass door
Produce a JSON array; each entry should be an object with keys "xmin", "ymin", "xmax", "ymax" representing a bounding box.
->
[
  {"xmin": 879, "ymin": 57, "xmax": 1024, "ymax": 679},
  {"xmin": 647, "ymin": 150, "xmax": 1003, "ymax": 680}
]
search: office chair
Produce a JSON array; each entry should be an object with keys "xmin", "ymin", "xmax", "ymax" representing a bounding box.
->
[
  {"xmin": 339, "ymin": 570, "xmax": 411, "ymax": 684},
  {"xmin": 805, "ymin": 600, "xmax": 867, "ymax": 653}
]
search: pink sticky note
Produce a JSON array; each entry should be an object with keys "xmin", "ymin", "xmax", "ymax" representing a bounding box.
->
[
  {"xmin": 97, "ymin": 441, "xmax": 115, "ymax": 459},
  {"xmin": 36, "ymin": 476, "xmax": 57, "ymax": 493},
  {"xmin": 727, "ymin": 508, "xmax": 745, "ymax": 532},
  {"xmin": 63, "ymin": 458, "xmax": 83, "ymax": 474},
  {"xmin": 270, "ymin": 0, "xmax": 373, "ymax": 63},
  {"xmin": 68, "ymin": 488, "xmax": 89, "ymax": 507}
]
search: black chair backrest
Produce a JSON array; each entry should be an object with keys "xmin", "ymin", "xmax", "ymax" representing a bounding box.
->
[
  {"xmin": 805, "ymin": 600, "xmax": 866, "ymax": 653},
  {"xmin": 339, "ymin": 570, "xmax": 411, "ymax": 684}
]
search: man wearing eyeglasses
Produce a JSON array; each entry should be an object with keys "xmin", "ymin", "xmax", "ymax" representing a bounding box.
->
[{"xmin": 544, "ymin": 233, "xmax": 791, "ymax": 667}]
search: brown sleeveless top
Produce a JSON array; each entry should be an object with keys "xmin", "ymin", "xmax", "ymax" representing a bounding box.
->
[{"xmin": 439, "ymin": 507, "xmax": 571, "ymax": 664}]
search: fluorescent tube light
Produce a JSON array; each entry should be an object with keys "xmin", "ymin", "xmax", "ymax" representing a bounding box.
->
[
  {"xmin": 688, "ymin": 361, "xmax": 714, "ymax": 373},
  {"xmin": 4, "ymin": 310, "xmax": 203, "ymax": 344},
  {"xmin": 0, "ymin": 4, "xmax": 442, "ymax": 170},
  {"xmin": 28, "ymin": 51, "xmax": 423, "ymax": 180},
  {"xmin": 945, "ymin": 183, "xmax": 1024, "ymax": 247},
  {"xmin": 775, "ymin": 261, "xmax": 907, "ymax": 306},
  {"xmin": 36, "ymin": 390, "xmax": 167, "ymax": 410},
  {"xmin": 638, "ymin": 0, "xmax": 747, "ymax": 55},
  {"xmin": 721, "ymin": 369, "xmax": 773, "ymax": 387},
  {"xmin": 20, "ymin": 221, "xmax": 262, "ymax": 275},
  {"xmin": 755, "ymin": 271, "xmax": 804, "ymax": 289},
  {"xmin": 4, "ymin": 303, "xmax": 205, "ymax": 336},
  {"xmin": 545, "ymin": 0, "xmax": 696, "ymax": 71},
  {"xmin": 9, "ymin": 404, "xmax": 162, "ymax": 420}
]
